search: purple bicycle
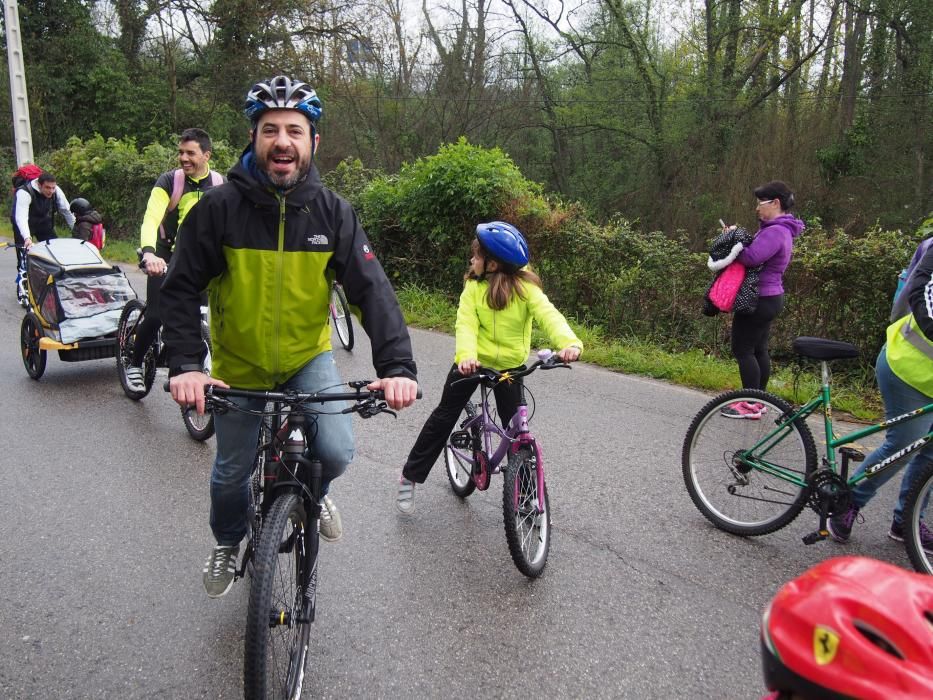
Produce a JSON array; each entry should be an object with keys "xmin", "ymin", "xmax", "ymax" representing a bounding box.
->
[{"xmin": 443, "ymin": 350, "xmax": 569, "ymax": 577}]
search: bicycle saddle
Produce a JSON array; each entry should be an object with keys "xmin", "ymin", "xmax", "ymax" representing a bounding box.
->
[{"xmin": 792, "ymin": 337, "xmax": 860, "ymax": 361}]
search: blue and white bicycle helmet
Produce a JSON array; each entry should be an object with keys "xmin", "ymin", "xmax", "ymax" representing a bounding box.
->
[
  {"xmin": 475, "ymin": 221, "xmax": 529, "ymax": 267},
  {"xmin": 244, "ymin": 75, "xmax": 323, "ymax": 125}
]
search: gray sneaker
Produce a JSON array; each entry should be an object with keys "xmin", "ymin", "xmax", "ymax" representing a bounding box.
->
[
  {"xmin": 125, "ymin": 365, "xmax": 147, "ymax": 393},
  {"xmin": 396, "ymin": 476, "xmax": 416, "ymax": 514},
  {"xmin": 203, "ymin": 544, "xmax": 239, "ymax": 598},
  {"xmin": 319, "ymin": 495, "xmax": 342, "ymax": 542}
]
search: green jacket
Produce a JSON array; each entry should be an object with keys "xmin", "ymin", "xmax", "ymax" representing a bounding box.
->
[
  {"xmin": 161, "ymin": 149, "xmax": 416, "ymax": 389},
  {"xmin": 454, "ymin": 278, "xmax": 581, "ymax": 370}
]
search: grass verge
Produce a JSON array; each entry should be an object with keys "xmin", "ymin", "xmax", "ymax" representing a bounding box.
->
[{"xmin": 397, "ymin": 283, "xmax": 882, "ymax": 421}]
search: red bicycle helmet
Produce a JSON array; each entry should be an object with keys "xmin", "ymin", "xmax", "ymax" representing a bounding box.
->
[{"xmin": 761, "ymin": 556, "xmax": 933, "ymax": 700}]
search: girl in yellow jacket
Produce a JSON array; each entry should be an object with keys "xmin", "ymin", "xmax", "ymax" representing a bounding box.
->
[{"xmin": 396, "ymin": 221, "xmax": 582, "ymax": 513}]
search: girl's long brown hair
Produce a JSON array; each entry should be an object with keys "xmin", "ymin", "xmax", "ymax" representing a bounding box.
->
[{"xmin": 465, "ymin": 238, "xmax": 542, "ymax": 310}]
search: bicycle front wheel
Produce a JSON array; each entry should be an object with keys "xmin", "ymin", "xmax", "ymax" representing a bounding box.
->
[
  {"xmin": 244, "ymin": 493, "xmax": 314, "ymax": 700},
  {"xmin": 330, "ymin": 284, "xmax": 354, "ymax": 351},
  {"xmin": 116, "ymin": 299, "xmax": 157, "ymax": 400},
  {"xmin": 904, "ymin": 460, "xmax": 933, "ymax": 575},
  {"xmin": 181, "ymin": 406, "xmax": 215, "ymax": 441},
  {"xmin": 682, "ymin": 389, "xmax": 817, "ymax": 536},
  {"xmin": 503, "ymin": 446, "xmax": 551, "ymax": 577}
]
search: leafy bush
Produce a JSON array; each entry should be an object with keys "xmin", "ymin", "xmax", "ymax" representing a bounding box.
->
[
  {"xmin": 321, "ymin": 158, "xmax": 382, "ymax": 209},
  {"xmin": 780, "ymin": 225, "xmax": 922, "ymax": 358},
  {"xmin": 359, "ymin": 137, "xmax": 549, "ymax": 290},
  {"xmin": 41, "ymin": 135, "xmax": 237, "ymax": 239}
]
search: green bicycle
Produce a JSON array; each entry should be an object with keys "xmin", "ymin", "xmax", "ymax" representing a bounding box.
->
[{"xmin": 682, "ymin": 336, "xmax": 933, "ymax": 572}]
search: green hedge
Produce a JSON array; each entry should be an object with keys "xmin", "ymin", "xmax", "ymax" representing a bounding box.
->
[{"xmin": 354, "ymin": 140, "xmax": 931, "ymax": 368}]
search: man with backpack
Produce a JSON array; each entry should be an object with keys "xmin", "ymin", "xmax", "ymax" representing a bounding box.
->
[
  {"xmin": 11, "ymin": 170, "xmax": 76, "ymax": 306},
  {"xmin": 123, "ymin": 128, "xmax": 225, "ymax": 394}
]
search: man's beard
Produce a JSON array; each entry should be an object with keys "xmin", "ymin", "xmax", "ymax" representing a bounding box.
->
[{"xmin": 258, "ymin": 148, "xmax": 311, "ymax": 190}]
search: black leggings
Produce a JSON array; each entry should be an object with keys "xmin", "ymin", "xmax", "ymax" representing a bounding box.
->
[
  {"xmin": 731, "ymin": 294, "xmax": 784, "ymax": 391},
  {"xmin": 402, "ymin": 364, "xmax": 523, "ymax": 483}
]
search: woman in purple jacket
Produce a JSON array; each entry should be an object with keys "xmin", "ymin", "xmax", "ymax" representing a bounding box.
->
[{"xmin": 722, "ymin": 181, "xmax": 805, "ymax": 419}]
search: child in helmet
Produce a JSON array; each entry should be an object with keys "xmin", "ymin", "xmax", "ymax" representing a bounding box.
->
[
  {"xmin": 70, "ymin": 198, "xmax": 105, "ymax": 249},
  {"xmin": 395, "ymin": 221, "xmax": 582, "ymax": 513}
]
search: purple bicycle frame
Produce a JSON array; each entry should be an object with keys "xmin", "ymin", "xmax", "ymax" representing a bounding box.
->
[{"xmin": 450, "ymin": 397, "xmax": 546, "ymax": 513}]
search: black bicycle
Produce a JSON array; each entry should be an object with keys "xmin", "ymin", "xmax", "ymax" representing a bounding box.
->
[
  {"xmin": 198, "ymin": 382, "xmax": 414, "ymax": 699},
  {"xmin": 116, "ymin": 298, "xmax": 214, "ymax": 441}
]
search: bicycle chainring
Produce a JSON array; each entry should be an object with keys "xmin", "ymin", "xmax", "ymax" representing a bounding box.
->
[
  {"xmin": 473, "ymin": 451, "xmax": 490, "ymax": 491},
  {"xmin": 806, "ymin": 469, "xmax": 851, "ymax": 517}
]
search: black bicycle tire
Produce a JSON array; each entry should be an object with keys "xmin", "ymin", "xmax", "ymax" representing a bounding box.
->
[
  {"xmin": 903, "ymin": 459, "xmax": 933, "ymax": 575},
  {"xmin": 444, "ymin": 418, "xmax": 478, "ymax": 498},
  {"xmin": 181, "ymin": 407, "xmax": 215, "ymax": 441},
  {"xmin": 180, "ymin": 322, "xmax": 216, "ymax": 440},
  {"xmin": 243, "ymin": 492, "xmax": 313, "ymax": 700},
  {"xmin": 502, "ymin": 446, "xmax": 551, "ymax": 577},
  {"xmin": 330, "ymin": 285, "xmax": 354, "ymax": 351},
  {"xmin": 682, "ymin": 388, "xmax": 817, "ymax": 536},
  {"xmin": 116, "ymin": 300, "xmax": 156, "ymax": 400},
  {"xmin": 21, "ymin": 312, "xmax": 47, "ymax": 380}
]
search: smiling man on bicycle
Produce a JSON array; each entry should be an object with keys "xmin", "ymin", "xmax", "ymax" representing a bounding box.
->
[
  {"xmin": 162, "ymin": 76, "xmax": 419, "ymax": 598},
  {"xmin": 123, "ymin": 128, "xmax": 225, "ymax": 395}
]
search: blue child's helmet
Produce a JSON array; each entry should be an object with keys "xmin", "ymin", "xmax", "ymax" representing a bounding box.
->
[
  {"xmin": 244, "ymin": 75, "xmax": 323, "ymax": 125},
  {"xmin": 475, "ymin": 221, "xmax": 530, "ymax": 267}
]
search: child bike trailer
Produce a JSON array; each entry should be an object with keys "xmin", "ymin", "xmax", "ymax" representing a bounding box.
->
[{"xmin": 21, "ymin": 238, "xmax": 137, "ymax": 380}]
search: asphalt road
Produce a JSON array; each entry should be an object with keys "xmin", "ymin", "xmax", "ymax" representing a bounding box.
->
[{"xmin": 0, "ymin": 243, "xmax": 908, "ymax": 698}]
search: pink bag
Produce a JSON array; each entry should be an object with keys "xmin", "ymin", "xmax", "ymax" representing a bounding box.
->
[{"xmin": 708, "ymin": 261, "xmax": 746, "ymax": 312}]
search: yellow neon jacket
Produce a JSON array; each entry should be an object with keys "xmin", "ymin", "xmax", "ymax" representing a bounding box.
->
[
  {"xmin": 454, "ymin": 278, "xmax": 581, "ymax": 370},
  {"xmin": 140, "ymin": 169, "xmax": 225, "ymax": 253}
]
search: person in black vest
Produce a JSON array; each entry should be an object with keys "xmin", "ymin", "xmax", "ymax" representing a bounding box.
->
[{"xmin": 12, "ymin": 172, "xmax": 76, "ymax": 305}]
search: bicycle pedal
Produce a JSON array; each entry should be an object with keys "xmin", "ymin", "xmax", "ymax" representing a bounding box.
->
[
  {"xmin": 839, "ymin": 447, "xmax": 865, "ymax": 462},
  {"xmin": 802, "ymin": 530, "xmax": 829, "ymax": 545},
  {"xmin": 450, "ymin": 430, "xmax": 472, "ymax": 449}
]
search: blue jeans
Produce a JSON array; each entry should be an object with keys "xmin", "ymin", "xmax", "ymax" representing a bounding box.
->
[
  {"xmin": 210, "ymin": 351, "xmax": 354, "ymax": 546},
  {"xmin": 851, "ymin": 347, "xmax": 933, "ymax": 525}
]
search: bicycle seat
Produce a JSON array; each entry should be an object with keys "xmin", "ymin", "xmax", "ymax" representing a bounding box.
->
[{"xmin": 792, "ymin": 337, "xmax": 860, "ymax": 361}]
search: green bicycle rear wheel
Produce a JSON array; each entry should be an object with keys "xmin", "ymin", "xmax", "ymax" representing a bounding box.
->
[{"xmin": 682, "ymin": 389, "xmax": 817, "ymax": 536}]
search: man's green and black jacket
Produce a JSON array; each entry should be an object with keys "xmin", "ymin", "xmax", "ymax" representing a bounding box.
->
[{"xmin": 161, "ymin": 153, "xmax": 417, "ymax": 389}]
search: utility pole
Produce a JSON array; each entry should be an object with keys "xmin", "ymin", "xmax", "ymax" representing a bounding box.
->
[{"xmin": 4, "ymin": 0, "xmax": 34, "ymax": 165}]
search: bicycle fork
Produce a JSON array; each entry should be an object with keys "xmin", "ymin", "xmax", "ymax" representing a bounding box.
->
[{"xmin": 509, "ymin": 405, "xmax": 546, "ymax": 515}]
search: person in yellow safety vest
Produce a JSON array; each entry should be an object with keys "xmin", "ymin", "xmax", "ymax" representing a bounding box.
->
[
  {"xmin": 123, "ymin": 128, "xmax": 225, "ymax": 395},
  {"xmin": 827, "ymin": 241, "xmax": 933, "ymax": 548}
]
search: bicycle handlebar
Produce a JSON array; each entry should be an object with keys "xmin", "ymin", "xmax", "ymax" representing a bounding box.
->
[
  {"xmin": 163, "ymin": 380, "xmax": 421, "ymax": 418},
  {"xmin": 450, "ymin": 352, "xmax": 571, "ymax": 388}
]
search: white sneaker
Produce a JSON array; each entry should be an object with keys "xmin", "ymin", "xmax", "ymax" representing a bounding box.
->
[
  {"xmin": 125, "ymin": 365, "xmax": 147, "ymax": 393},
  {"xmin": 319, "ymin": 495, "xmax": 342, "ymax": 542},
  {"xmin": 396, "ymin": 476, "xmax": 416, "ymax": 514}
]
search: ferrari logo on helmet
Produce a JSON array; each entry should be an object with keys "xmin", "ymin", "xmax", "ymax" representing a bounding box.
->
[{"xmin": 813, "ymin": 625, "xmax": 840, "ymax": 665}]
